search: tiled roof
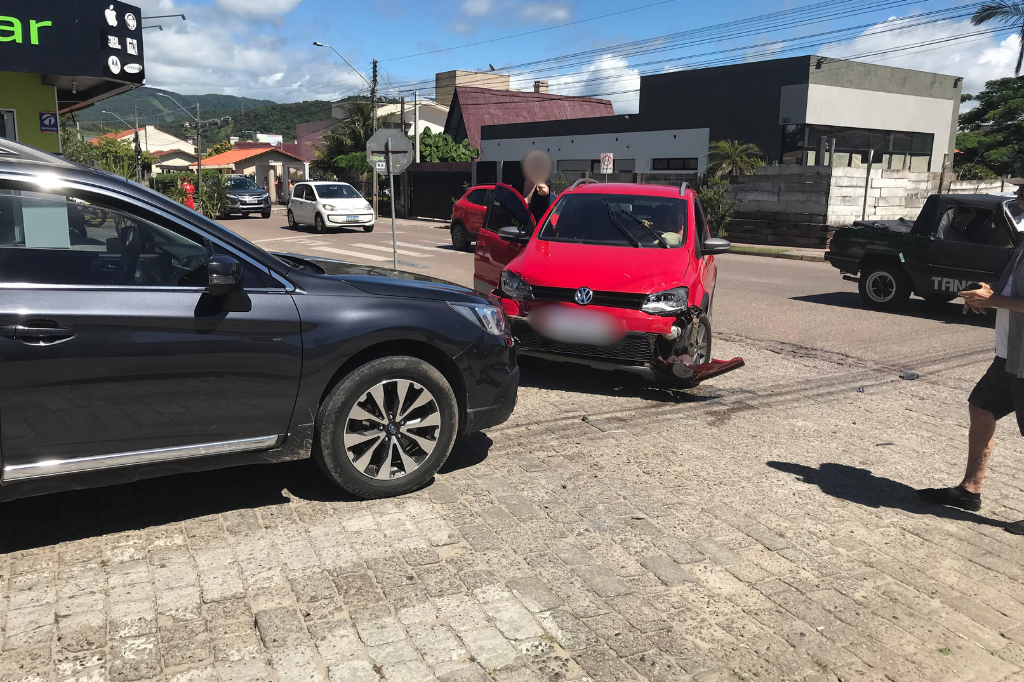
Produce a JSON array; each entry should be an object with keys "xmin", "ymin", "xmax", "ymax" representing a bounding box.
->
[
  {"xmin": 191, "ymin": 146, "xmax": 306, "ymax": 168},
  {"xmin": 149, "ymin": 149, "xmax": 195, "ymax": 158},
  {"xmin": 90, "ymin": 129, "xmax": 137, "ymax": 144},
  {"xmin": 445, "ymin": 87, "xmax": 614, "ymax": 149}
]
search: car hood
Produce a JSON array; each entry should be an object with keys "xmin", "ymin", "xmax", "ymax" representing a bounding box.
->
[
  {"xmin": 227, "ymin": 189, "xmax": 266, "ymax": 197},
  {"xmin": 513, "ymin": 239, "xmax": 691, "ymax": 293},
  {"xmin": 275, "ymin": 253, "xmax": 489, "ymax": 304}
]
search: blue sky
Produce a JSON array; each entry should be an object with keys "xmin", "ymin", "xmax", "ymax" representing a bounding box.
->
[{"xmin": 132, "ymin": 0, "xmax": 1020, "ymax": 112}]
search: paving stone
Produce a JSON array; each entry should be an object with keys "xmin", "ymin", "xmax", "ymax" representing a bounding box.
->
[
  {"xmin": 507, "ymin": 577, "xmax": 563, "ymax": 613},
  {"xmin": 328, "ymin": 659, "xmax": 381, "ymax": 682},
  {"xmin": 407, "ymin": 623, "xmax": 468, "ymax": 665},
  {"xmin": 57, "ymin": 611, "xmax": 106, "ymax": 652},
  {"xmin": 638, "ymin": 555, "xmax": 697, "ymax": 586},
  {"xmin": 108, "ymin": 635, "xmax": 161, "ymax": 682},
  {"xmin": 572, "ymin": 565, "xmax": 631, "ymax": 598},
  {"xmin": 537, "ymin": 610, "xmax": 600, "ymax": 651},
  {"xmin": 255, "ymin": 607, "xmax": 310, "ymax": 649},
  {"xmin": 268, "ymin": 644, "xmax": 327, "ymax": 682}
]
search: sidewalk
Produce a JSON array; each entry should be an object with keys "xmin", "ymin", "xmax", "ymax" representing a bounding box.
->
[{"xmin": 726, "ymin": 244, "xmax": 826, "ymax": 262}]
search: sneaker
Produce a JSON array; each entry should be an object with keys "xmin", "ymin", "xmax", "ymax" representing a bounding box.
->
[{"xmin": 917, "ymin": 485, "xmax": 981, "ymax": 512}]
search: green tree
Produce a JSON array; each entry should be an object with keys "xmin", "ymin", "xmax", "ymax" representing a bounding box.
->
[
  {"xmin": 58, "ymin": 115, "xmax": 98, "ymax": 166},
  {"xmin": 205, "ymin": 140, "xmax": 233, "ymax": 158},
  {"xmin": 956, "ymin": 163, "xmax": 999, "ymax": 180},
  {"xmin": 418, "ymin": 129, "xmax": 479, "ymax": 162},
  {"xmin": 311, "ymin": 102, "xmax": 376, "ymax": 179},
  {"xmin": 957, "ymin": 77, "xmax": 1024, "ymax": 176},
  {"xmin": 698, "ymin": 175, "xmax": 737, "ymax": 238},
  {"xmin": 706, "ymin": 140, "xmax": 762, "ymax": 177},
  {"xmin": 971, "ymin": 2, "xmax": 1024, "ymax": 75},
  {"xmin": 94, "ymin": 137, "xmax": 155, "ymax": 180}
]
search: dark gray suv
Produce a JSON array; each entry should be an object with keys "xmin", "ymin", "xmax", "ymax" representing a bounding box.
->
[{"xmin": 0, "ymin": 140, "xmax": 518, "ymax": 501}]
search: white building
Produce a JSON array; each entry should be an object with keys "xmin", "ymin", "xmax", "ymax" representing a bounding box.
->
[{"xmin": 91, "ymin": 125, "xmax": 195, "ymax": 155}]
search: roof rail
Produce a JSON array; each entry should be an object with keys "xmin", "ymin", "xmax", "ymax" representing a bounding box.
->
[
  {"xmin": 679, "ymin": 181, "xmax": 690, "ymax": 196},
  {"xmin": 568, "ymin": 178, "xmax": 599, "ymax": 191}
]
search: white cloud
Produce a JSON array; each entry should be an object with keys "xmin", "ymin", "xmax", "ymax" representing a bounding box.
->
[
  {"xmin": 521, "ymin": 3, "xmax": 571, "ymax": 22},
  {"xmin": 534, "ymin": 54, "xmax": 640, "ymax": 114},
  {"xmin": 215, "ymin": 0, "xmax": 302, "ymax": 16},
  {"xmin": 817, "ymin": 17, "xmax": 1020, "ymax": 97},
  {"xmin": 461, "ymin": 0, "xmax": 491, "ymax": 16}
]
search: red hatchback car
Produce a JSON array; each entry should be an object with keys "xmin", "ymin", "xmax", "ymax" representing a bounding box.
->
[
  {"xmin": 450, "ymin": 184, "xmax": 494, "ymax": 251},
  {"xmin": 473, "ymin": 179, "xmax": 743, "ymax": 388}
]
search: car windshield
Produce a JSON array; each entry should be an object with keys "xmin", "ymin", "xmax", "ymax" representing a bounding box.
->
[
  {"xmin": 314, "ymin": 184, "xmax": 361, "ymax": 199},
  {"xmin": 537, "ymin": 194, "xmax": 688, "ymax": 248},
  {"xmin": 226, "ymin": 177, "xmax": 259, "ymax": 190}
]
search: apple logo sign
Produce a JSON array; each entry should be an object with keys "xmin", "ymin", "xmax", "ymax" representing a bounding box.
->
[
  {"xmin": 108, "ymin": 55, "xmax": 121, "ymax": 75},
  {"xmin": 104, "ymin": 4, "xmax": 117, "ymax": 27},
  {"xmin": 125, "ymin": 13, "xmax": 137, "ymax": 31}
]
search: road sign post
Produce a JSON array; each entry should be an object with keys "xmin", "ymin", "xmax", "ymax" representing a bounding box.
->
[
  {"xmin": 366, "ymin": 129, "xmax": 414, "ymax": 269},
  {"xmin": 600, "ymin": 152, "xmax": 613, "ymax": 181}
]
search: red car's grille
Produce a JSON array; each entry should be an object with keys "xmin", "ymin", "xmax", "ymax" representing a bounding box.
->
[
  {"xmin": 530, "ymin": 286, "xmax": 648, "ymax": 310},
  {"xmin": 511, "ymin": 321, "xmax": 656, "ymax": 365}
]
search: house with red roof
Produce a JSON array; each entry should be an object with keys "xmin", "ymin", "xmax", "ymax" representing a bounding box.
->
[
  {"xmin": 149, "ymin": 149, "xmax": 197, "ymax": 174},
  {"xmin": 443, "ymin": 86, "xmax": 615, "ymax": 154},
  {"xmin": 191, "ymin": 146, "xmax": 309, "ymax": 191},
  {"xmin": 91, "ymin": 125, "xmax": 195, "ymax": 156}
]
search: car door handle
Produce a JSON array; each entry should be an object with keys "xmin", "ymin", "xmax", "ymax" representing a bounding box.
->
[{"xmin": 0, "ymin": 323, "xmax": 75, "ymax": 343}]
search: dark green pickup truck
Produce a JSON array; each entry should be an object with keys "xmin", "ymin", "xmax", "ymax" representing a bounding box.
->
[{"xmin": 825, "ymin": 193, "xmax": 1024, "ymax": 310}]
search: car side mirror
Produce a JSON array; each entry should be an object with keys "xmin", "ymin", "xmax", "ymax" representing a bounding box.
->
[
  {"xmin": 702, "ymin": 237, "xmax": 731, "ymax": 255},
  {"xmin": 497, "ymin": 226, "xmax": 529, "ymax": 243},
  {"xmin": 207, "ymin": 255, "xmax": 242, "ymax": 295}
]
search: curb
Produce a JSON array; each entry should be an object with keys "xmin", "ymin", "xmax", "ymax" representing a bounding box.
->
[{"xmin": 729, "ymin": 249, "xmax": 825, "ymax": 263}]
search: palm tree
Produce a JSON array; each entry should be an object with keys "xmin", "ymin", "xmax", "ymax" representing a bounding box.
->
[
  {"xmin": 972, "ymin": 1, "xmax": 1024, "ymax": 75},
  {"xmin": 706, "ymin": 140, "xmax": 763, "ymax": 177}
]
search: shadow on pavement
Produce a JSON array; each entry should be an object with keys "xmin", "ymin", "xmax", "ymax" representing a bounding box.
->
[
  {"xmin": 767, "ymin": 460, "xmax": 1007, "ymax": 527},
  {"xmin": 791, "ymin": 292, "xmax": 995, "ymax": 327},
  {"xmin": 440, "ymin": 431, "xmax": 493, "ymax": 474},
  {"xmin": 519, "ymin": 356, "xmax": 719, "ymax": 403}
]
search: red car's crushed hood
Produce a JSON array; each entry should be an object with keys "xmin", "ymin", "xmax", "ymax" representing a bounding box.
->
[{"xmin": 512, "ymin": 239, "xmax": 691, "ymax": 293}]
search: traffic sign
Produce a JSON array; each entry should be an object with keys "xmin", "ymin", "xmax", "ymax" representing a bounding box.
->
[
  {"xmin": 366, "ymin": 129, "xmax": 414, "ymax": 176},
  {"xmin": 599, "ymin": 152, "xmax": 614, "ymax": 174}
]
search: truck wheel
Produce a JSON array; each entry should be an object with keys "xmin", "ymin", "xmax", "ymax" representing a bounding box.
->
[
  {"xmin": 858, "ymin": 261, "xmax": 911, "ymax": 311},
  {"xmin": 451, "ymin": 222, "xmax": 471, "ymax": 251},
  {"xmin": 314, "ymin": 356, "xmax": 458, "ymax": 499}
]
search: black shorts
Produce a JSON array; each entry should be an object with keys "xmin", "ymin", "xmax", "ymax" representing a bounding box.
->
[{"xmin": 969, "ymin": 357, "xmax": 1024, "ymax": 435}]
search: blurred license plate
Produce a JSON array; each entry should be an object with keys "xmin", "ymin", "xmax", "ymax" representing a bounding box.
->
[
  {"xmin": 345, "ymin": 215, "xmax": 361, "ymax": 222},
  {"xmin": 528, "ymin": 305, "xmax": 625, "ymax": 346}
]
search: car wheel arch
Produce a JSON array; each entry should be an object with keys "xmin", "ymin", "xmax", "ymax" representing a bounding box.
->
[{"xmin": 315, "ymin": 339, "xmax": 468, "ymax": 436}]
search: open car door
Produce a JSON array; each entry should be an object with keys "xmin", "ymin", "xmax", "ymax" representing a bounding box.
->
[{"xmin": 473, "ymin": 183, "xmax": 536, "ymax": 294}]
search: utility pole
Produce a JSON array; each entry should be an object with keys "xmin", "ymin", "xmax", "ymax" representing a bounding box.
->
[
  {"xmin": 133, "ymin": 105, "xmax": 143, "ymax": 183},
  {"xmin": 196, "ymin": 102, "xmax": 202, "ymax": 211},
  {"xmin": 371, "ymin": 59, "xmax": 378, "ymax": 215},
  {"xmin": 413, "ymin": 91, "xmax": 419, "ymax": 163}
]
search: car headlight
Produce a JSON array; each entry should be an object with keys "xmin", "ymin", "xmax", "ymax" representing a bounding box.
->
[
  {"xmin": 500, "ymin": 270, "xmax": 533, "ymax": 301},
  {"xmin": 641, "ymin": 286, "xmax": 689, "ymax": 315},
  {"xmin": 448, "ymin": 302, "xmax": 506, "ymax": 336},
  {"xmin": 363, "ymin": 201, "xmax": 372, "ymax": 211},
  {"xmin": 322, "ymin": 203, "xmax": 337, "ymax": 211}
]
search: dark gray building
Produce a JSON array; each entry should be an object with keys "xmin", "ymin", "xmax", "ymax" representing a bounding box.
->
[{"xmin": 481, "ymin": 55, "xmax": 962, "ymax": 175}]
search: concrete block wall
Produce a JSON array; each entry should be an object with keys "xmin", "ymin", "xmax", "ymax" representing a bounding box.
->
[
  {"xmin": 823, "ymin": 167, "xmax": 938, "ymax": 226},
  {"xmin": 947, "ymin": 178, "xmax": 1010, "ymax": 195},
  {"xmin": 726, "ymin": 167, "xmax": 830, "ymax": 224}
]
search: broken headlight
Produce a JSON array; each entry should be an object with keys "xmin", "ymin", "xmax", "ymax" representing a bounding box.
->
[
  {"xmin": 500, "ymin": 270, "xmax": 534, "ymax": 301},
  {"xmin": 642, "ymin": 286, "xmax": 689, "ymax": 315}
]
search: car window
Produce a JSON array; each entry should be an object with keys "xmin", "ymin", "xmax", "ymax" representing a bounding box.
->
[
  {"xmin": 467, "ymin": 189, "xmax": 488, "ymax": 206},
  {"xmin": 293, "ymin": 184, "xmax": 307, "ymax": 201},
  {"xmin": 314, "ymin": 183, "xmax": 361, "ymax": 199},
  {"xmin": 1007, "ymin": 201, "xmax": 1024, "ymax": 231},
  {"xmin": 226, "ymin": 177, "xmax": 259, "ymax": 191},
  {"xmin": 484, "ymin": 186, "xmax": 533, "ymax": 235},
  {"xmin": 935, "ymin": 206, "xmax": 1009, "ymax": 247},
  {"xmin": 537, "ymin": 194, "xmax": 688, "ymax": 248},
  {"xmin": 0, "ymin": 188, "xmax": 279, "ymax": 289}
]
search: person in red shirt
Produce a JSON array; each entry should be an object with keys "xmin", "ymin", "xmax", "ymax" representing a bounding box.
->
[{"xmin": 181, "ymin": 176, "xmax": 195, "ymax": 211}]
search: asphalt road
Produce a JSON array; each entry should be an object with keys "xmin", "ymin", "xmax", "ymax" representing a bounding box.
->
[{"xmin": 223, "ymin": 211, "xmax": 996, "ymax": 386}]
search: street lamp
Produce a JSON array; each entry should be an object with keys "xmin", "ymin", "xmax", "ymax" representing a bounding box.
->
[
  {"xmin": 312, "ymin": 42, "xmax": 372, "ymax": 89},
  {"xmin": 102, "ymin": 110, "xmax": 143, "ymax": 183},
  {"xmin": 157, "ymin": 92, "xmax": 202, "ymax": 203}
]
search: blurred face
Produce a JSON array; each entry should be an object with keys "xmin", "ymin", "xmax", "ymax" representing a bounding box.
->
[{"xmin": 522, "ymin": 150, "xmax": 553, "ymax": 190}]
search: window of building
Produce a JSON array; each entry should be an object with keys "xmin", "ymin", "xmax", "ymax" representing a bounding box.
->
[
  {"xmin": 782, "ymin": 124, "xmax": 934, "ymax": 171},
  {"xmin": 651, "ymin": 158, "xmax": 698, "ymax": 171},
  {"xmin": 0, "ymin": 110, "xmax": 16, "ymax": 141}
]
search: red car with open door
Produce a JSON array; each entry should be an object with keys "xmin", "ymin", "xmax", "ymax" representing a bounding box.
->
[
  {"xmin": 450, "ymin": 184, "xmax": 494, "ymax": 251},
  {"xmin": 473, "ymin": 179, "xmax": 743, "ymax": 388}
]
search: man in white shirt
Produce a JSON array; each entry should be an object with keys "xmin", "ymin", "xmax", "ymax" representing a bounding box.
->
[{"xmin": 919, "ymin": 193, "xmax": 1024, "ymax": 532}]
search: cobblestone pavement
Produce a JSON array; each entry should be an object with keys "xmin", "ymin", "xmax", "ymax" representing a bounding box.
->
[{"xmin": 4, "ymin": 336, "xmax": 1024, "ymax": 682}]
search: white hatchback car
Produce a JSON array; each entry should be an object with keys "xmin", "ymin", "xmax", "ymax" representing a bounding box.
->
[{"xmin": 288, "ymin": 181, "xmax": 375, "ymax": 233}]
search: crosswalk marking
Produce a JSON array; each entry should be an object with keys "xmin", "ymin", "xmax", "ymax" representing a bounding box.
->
[
  {"xmin": 313, "ymin": 246, "xmax": 390, "ymax": 262},
  {"xmin": 352, "ymin": 243, "xmax": 433, "ymax": 258}
]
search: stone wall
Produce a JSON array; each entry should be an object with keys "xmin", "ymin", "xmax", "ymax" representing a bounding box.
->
[
  {"xmin": 826, "ymin": 167, "xmax": 938, "ymax": 227},
  {"xmin": 947, "ymin": 178, "xmax": 1011, "ymax": 195}
]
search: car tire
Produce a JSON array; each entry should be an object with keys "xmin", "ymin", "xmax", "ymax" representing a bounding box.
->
[
  {"xmin": 261, "ymin": 210, "xmax": 271, "ymax": 219},
  {"xmin": 451, "ymin": 222, "xmax": 471, "ymax": 251},
  {"xmin": 858, "ymin": 261, "xmax": 912, "ymax": 311},
  {"xmin": 314, "ymin": 356, "xmax": 458, "ymax": 499},
  {"xmin": 363, "ymin": 223, "xmax": 375, "ymax": 233},
  {"xmin": 315, "ymin": 213, "xmax": 326, "ymax": 234},
  {"xmin": 655, "ymin": 315, "xmax": 712, "ymax": 390},
  {"xmin": 287, "ymin": 209, "xmax": 298, "ymax": 228}
]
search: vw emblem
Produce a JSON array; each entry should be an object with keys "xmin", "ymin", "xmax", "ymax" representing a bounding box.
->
[{"xmin": 574, "ymin": 287, "xmax": 594, "ymax": 305}]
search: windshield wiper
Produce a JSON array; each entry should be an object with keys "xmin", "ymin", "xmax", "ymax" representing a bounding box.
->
[
  {"xmin": 603, "ymin": 199, "xmax": 641, "ymax": 248},
  {"xmin": 619, "ymin": 208, "xmax": 670, "ymax": 248}
]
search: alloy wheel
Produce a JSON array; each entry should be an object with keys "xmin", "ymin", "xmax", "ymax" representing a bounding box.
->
[
  {"xmin": 865, "ymin": 271, "xmax": 896, "ymax": 303},
  {"xmin": 342, "ymin": 379, "xmax": 441, "ymax": 480},
  {"xmin": 694, "ymin": 323, "xmax": 709, "ymax": 365}
]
